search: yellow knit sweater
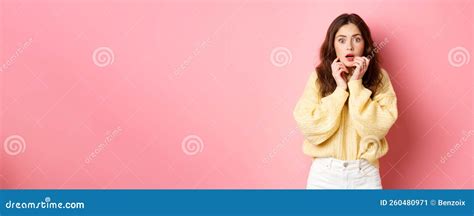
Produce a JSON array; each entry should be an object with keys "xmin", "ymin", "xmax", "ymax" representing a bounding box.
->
[{"xmin": 293, "ymin": 69, "xmax": 398, "ymax": 168}]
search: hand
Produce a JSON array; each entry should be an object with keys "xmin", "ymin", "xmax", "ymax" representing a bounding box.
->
[
  {"xmin": 351, "ymin": 56, "xmax": 370, "ymax": 80},
  {"xmin": 331, "ymin": 57, "xmax": 349, "ymax": 90}
]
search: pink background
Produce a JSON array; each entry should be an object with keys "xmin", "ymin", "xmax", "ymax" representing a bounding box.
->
[{"xmin": 1, "ymin": 0, "xmax": 472, "ymax": 189}]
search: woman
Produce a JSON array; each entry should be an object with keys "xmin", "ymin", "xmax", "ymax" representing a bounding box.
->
[{"xmin": 293, "ymin": 13, "xmax": 398, "ymax": 189}]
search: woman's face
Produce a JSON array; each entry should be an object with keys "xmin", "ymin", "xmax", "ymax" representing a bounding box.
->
[{"xmin": 334, "ymin": 23, "xmax": 365, "ymax": 68}]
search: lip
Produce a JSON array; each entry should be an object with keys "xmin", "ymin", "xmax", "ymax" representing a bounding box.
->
[{"xmin": 345, "ymin": 54, "xmax": 355, "ymax": 61}]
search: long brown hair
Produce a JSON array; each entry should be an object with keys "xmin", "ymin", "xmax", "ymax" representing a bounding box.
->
[{"xmin": 316, "ymin": 13, "xmax": 382, "ymax": 98}]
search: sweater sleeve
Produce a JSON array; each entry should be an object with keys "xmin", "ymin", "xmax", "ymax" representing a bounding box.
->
[
  {"xmin": 293, "ymin": 72, "xmax": 349, "ymax": 145},
  {"xmin": 347, "ymin": 69, "xmax": 398, "ymax": 140}
]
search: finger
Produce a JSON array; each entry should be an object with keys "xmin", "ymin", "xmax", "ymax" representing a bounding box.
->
[
  {"xmin": 358, "ymin": 57, "xmax": 367, "ymax": 68},
  {"xmin": 336, "ymin": 62, "xmax": 347, "ymax": 68},
  {"xmin": 332, "ymin": 65, "xmax": 341, "ymax": 75},
  {"xmin": 337, "ymin": 67, "xmax": 347, "ymax": 76},
  {"xmin": 355, "ymin": 57, "xmax": 364, "ymax": 64},
  {"xmin": 362, "ymin": 57, "xmax": 368, "ymax": 65},
  {"xmin": 332, "ymin": 57, "xmax": 340, "ymax": 64},
  {"xmin": 358, "ymin": 56, "xmax": 366, "ymax": 61},
  {"xmin": 355, "ymin": 58, "xmax": 364, "ymax": 67},
  {"xmin": 334, "ymin": 63, "xmax": 344, "ymax": 72},
  {"xmin": 337, "ymin": 64, "xmax": 347, "ymax": 71},
  {"xmin": 354, "ymin": 60, "xmax": 362, "ymax": 68},
  {"xmin": 336, "ymin": 67, "xmax": 343, "ymax": 73},
  {"xmin": 358, "ymin": 58, "xmax": 367, "ymax": 69},
  {"xmin": 364, "ymin": 57, "xmax": 370, "ymax": 68},
  {"xmin": 337, "ymin": 64, "xmax": 348, "ymax": 73}
]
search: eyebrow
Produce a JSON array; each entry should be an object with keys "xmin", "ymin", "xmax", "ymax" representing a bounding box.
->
[{"xmin": 336, "ymin": 34, "xmax": 362, "ymax": 38}]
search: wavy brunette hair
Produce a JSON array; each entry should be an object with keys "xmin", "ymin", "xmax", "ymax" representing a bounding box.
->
[{"xmin": 316, "ymin": 13, "xmax": 382, "ymax": 98}]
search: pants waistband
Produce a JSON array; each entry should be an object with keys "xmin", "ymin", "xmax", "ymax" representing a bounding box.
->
[{"xmin": 314, "ymin": 157, "xmax": 372, "ymax": 171}]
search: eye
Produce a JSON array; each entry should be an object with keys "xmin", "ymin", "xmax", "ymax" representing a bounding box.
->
[
  {"xmin": 338, "ymin": 38, "xmax": 345, "ymax": 43},
  {"xmin": 354, "ymin": 37, "xmax": 362, "ymax": 43}
]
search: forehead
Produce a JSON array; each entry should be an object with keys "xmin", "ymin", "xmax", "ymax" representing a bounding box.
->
[{"xmin": 335, "ymin": 23, "xmax": 361, "ymax": 36}]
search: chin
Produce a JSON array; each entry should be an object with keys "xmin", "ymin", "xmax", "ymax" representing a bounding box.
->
[{"xmin": 343, "ymin": 61, "xmax": 356, "ymax": 68}]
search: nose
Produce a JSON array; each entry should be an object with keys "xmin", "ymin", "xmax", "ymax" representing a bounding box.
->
[
  {"xmin": 347, "ymin": 39, "xmax": 354, "ymax": 51},
  {"xmin": 347, "ymin": 42, "xmax": 354, "ymax": 51}
]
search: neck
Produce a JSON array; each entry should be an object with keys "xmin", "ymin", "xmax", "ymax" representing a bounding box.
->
[
  {"xmin": 346, "ymin": 67, "xmax": 355, "ymax": 79},
  {"xmin": 345, "ymin": 67, "xmax": 356, "ymax": 82},
  {"xmin": 348, "ymin": 66, "xmax": 355, "ymax": 74}
]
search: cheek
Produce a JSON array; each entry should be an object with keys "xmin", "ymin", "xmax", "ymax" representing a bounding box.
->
[
  {"xmin": 334, "ymin": 44, "xmax": 344, "ymax": 56},
  {"xmin": 355, "ymin": 43, "xmax": 365, "ymax": 55}
]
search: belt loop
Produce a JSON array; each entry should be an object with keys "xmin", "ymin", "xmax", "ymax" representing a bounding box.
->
[
  {"xmin": 328, "ymin": 158, "xmax": 333, "ymax": 169},
  {"xmin": 358, "ymin": 159, "xmax": 362, "ymax": 170}
]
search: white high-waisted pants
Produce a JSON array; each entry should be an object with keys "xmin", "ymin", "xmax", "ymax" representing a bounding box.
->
[{"xmin": 306, "ymin": 157, "xmax": 382, "ymax": 189}]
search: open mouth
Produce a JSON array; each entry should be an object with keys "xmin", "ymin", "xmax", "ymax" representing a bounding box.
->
[{"xmin": 345, "ymin": 54, "xmax": 355, "ymax": 61}]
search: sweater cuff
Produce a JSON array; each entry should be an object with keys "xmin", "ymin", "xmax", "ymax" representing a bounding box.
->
[
  {"xmin": 321, "ymin": 86, "xmax": 349, "ymax": 106},
  {"xmin": 333, "ymin": 86, "xmax": 349, "ymax": 98},
  {"xmin": 348, "ymin": 79, "xmax": 363, "ymax": 91},
  {"xmin": 348, "ymin": 79, "xmax": 372, "ymax": 96}
]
